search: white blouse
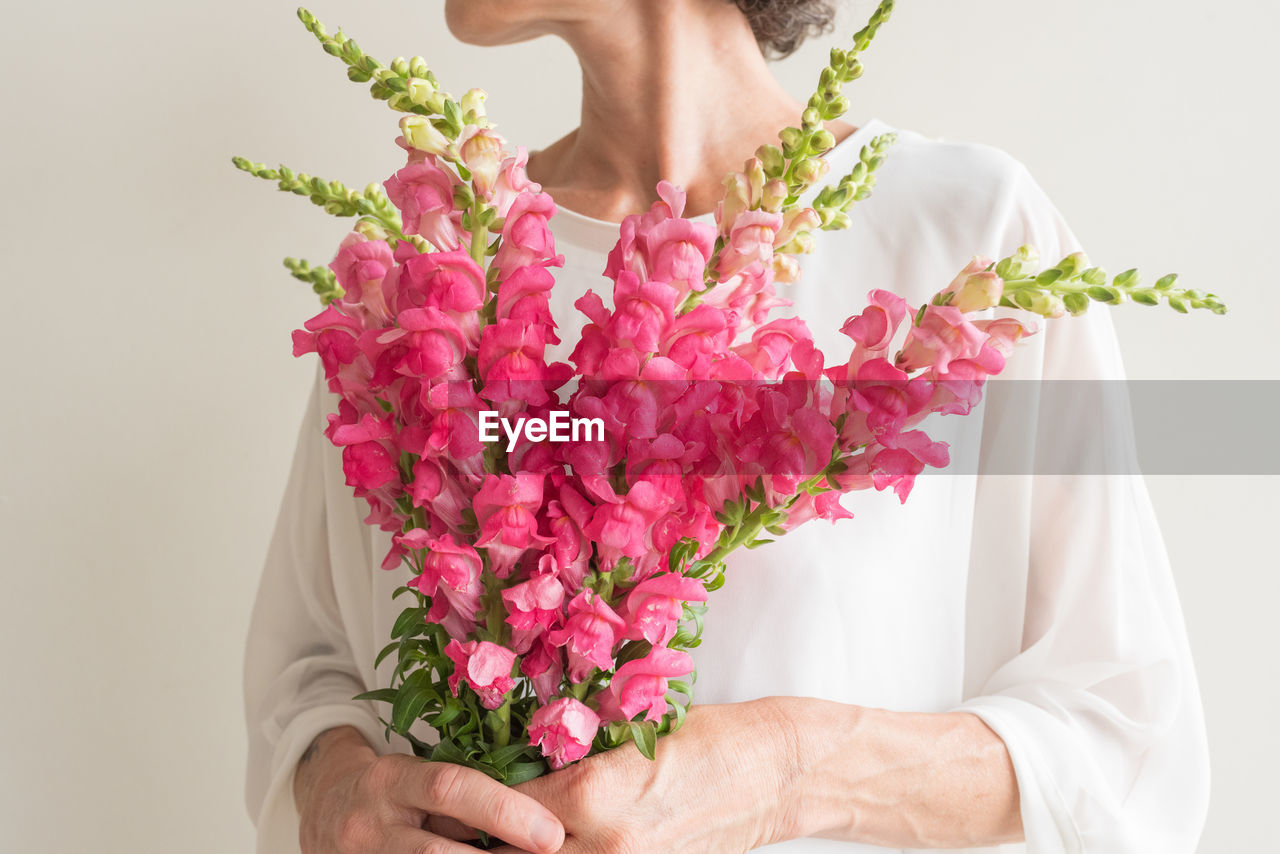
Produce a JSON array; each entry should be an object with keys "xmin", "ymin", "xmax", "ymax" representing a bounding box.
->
[{"xmin": 243, "ymin": 118, "xmax": 1210, "ymax": 853}]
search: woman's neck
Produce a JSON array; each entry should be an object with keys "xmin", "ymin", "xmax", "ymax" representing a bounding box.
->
[{"xmin": 525, "ymin": 0, "xmax": 854, "ymax": 223}]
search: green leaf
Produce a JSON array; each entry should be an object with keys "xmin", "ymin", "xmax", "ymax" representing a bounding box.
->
[
  {"xmin": 391, "ymin": 671, "xmax": 437, "ymax": 733},
  {"xmin": 504, "ymin": 761, "xmax": 548, "ymax": 785},
  {"xmin": 391, "ymin": 606, "xmax": 429, "ymax": 640},
  {"xmin": 629, "ymin": 722, "xmax": 658, "ymax": 761},
  {"xmin": 485, "ymin": 742, "xmax": 536, "ymax": 772},
  {"xmin": 430, "ymin": 738, "xmax": 469, "ymax": 765},
  {"xmin": 374, "ymin": 641, "xmax": 400, "ymax": 669},
  {"xmin": 427, "ymin": 701, "xmax": 463, "ymax": 729},
  {"xmin": 1154, "ymin": 273, "xmax": 1179, "ymax": 290},
  {"xmin": 353, "ymin": 688, "xmax": 398, "ymax": 705}
]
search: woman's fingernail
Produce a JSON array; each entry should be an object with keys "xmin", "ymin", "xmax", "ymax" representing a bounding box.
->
[{"xmin": 530, "ymin": 817, "xmax": 562, "ymax": 851}]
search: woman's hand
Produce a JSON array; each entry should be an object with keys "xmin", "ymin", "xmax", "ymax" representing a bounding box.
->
[
  {"xmin": 293, "ymin": 725, "xmax": 567, "ymax": 854},
  {"xmin": 489, "ymin": 697, "xmax": 1023, "ymax": 853},
  {"xmin": 491, "ymin": 699, "xmax": 802, "ymax": 854}
]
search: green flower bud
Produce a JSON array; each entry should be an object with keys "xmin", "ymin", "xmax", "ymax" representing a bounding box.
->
[
  {"xmin": 1113, "ymin": 268, "xmax": 1140, "ymax": 289},
  {"xmin": 802, "ymin": 107, "xmax": 822, "ymax": 127},
  {"xmin": 793, "ymin": 157, "xmax": 829, "ymax": 185},
  {"xmin": 1057, "ymin": 251, "xmax": 1087, "ymax": 278},
  {"xmin": 409, "ymin": 56, "xmax": 430, "ymax": 78},
  {"xmin": 1028, "ymin": 291, "xmax": 1067, "ymax": 318},
  {"xmin": 1081, "ymin": 267, "xmax": 1108, "ymax": 286},
  {"xmin": 355, "ymin": 218, "xmax": 389, "ymax": 241},
  {"xmin": 390, "ymin": 56, "xmax": 410, "ymax": 76},
  {"xmin": 810, "ymin": 129, "xmax": 836, "ymax": 155},
  {"xmin": 755, "ymin": 143, "xmax": 786, "ymax": 177}
]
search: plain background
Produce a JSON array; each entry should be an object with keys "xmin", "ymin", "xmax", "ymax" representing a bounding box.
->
[{"xmin": 2, "ymin": 1, "xmax": 1275, "ymax": 851}]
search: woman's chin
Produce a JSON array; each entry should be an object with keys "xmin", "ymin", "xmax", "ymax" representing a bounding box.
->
[{"xmin": 443, "ymin": 0, "xmax": 555, "ymax": 46}]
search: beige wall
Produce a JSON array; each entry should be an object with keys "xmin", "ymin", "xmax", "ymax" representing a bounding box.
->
[{"xmin": 1, "ymin": 1, "xmax": 1274, "ymax": 851}]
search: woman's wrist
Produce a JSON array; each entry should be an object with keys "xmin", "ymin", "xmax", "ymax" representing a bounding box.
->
[
  {"xmin": 292, "ymin": 725, "xmax": 378, "ymax": 816},
  {"xmin": 756, "ymin": 697, "xmax": 1024, "ymax": 848}
]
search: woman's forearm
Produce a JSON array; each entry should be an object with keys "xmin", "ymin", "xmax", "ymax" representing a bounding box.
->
[{"xmin": 764, "ymin": 697, "xmax": 1024, "ymax": 849}]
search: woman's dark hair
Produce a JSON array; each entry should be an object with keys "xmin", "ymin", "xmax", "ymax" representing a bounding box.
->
[{"xmin": 733, "ymin": 0, "xmax": 838, "ymax": 59}]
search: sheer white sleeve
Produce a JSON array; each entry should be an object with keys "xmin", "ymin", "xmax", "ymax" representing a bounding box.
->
[
  {"xmin": 955, "ymin": 164, "xmax": 1210, "ymax": 852},
  {"xmin": 242, "ymin": 362, "xmax": 389, "ymax": 854}
]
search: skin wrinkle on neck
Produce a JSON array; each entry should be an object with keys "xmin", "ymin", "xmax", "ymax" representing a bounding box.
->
[{"xmin": 519, "ymin": 0, "xmax": 856, "ymax": 223}]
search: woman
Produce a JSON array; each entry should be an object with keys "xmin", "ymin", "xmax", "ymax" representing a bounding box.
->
[{"xmin": 244, "ymin": 1, "xmax": 1210, "ymax": 851}]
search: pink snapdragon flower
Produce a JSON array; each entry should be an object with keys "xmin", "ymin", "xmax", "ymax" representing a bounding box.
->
[
  {"xmin": 479, "ymin": 320, "xmax": 572, "ymax": 408},
  {"xmin": 473, "ymin": 474, "xmax": 554, "ymax": 576},
  {"xmin": 502, "ymin": 571, "xmax": 566, "ymax": 653},
  {"xmin": 326, "ymin": 411, "xmax": 400, "ymax": 492},
  {"xmin": 645, "ymin": 217, "xmax": 716, "ymax": 294},
  {"xmin": 444, "ymin": 639, "xmax": 516, "ymax": 710},
  {"xmin": 493, "ymin": 192, "xmax": 562, "ymax": 278},
  {"xmin": 895, "ymin": 305, "xmax": 989, "ymax": 373},
  {"xmin": 331, "ymin": 232, "xmax": 395, "ymax": 324},
  {"xmin": 595, "ymin": 646, "xmax": 694, "ymax": 723},
  {"xmin": 520, "ymin": 634, "xmax": 565, "ymax": 704},
  {"xmin": 528, "ymin": 697, "xmax": 601, "ymax": 770},
  {"xmin": 548, "ymin": 590, "xmax": 626, "ymax": 683},
  {"xmin": 608, "ymin": 271, "xmax": 678, "ymax": 353},
  {"xmin": 490, "ymin": 147, "xmax": 541, "ymax": 219},
  {"xmin": 383, "ymin": 158, "xmax": 463, "ymax": 251},
  {"xmin": 411, "ymin": 535, "xmax": 484, "ymax": 638},
  {"xmin": 622, "ymin": 573, "xmax": 709, "ymax": 646},
  {"xmin": 717, "ymin": 210, "xmax": 782, "ymax": 281}
]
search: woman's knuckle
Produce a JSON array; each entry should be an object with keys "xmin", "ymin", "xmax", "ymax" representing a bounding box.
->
[
  {"xmin": 424, "ymin": 761, "xmax": 468, "ymax": 807},
  {"xmin": 335, "ymin": 811, "xmax": 376, "ymax": 853},
  {"xmin": 362, "ymin": 754, "xmax": 400, "ymax": 793},
  {"xmin": 564, "ymin": 760, "xmax": 605, "ymax": 810}
]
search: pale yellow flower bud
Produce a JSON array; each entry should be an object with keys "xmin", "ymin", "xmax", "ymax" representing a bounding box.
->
[
  {"xmin": 744, "ymin": 158, "xmax": 766, "ymax": 206},
  {"xmin": 771, "ymin": 253, "xmax": 802, "ymax": 284},
  {"xmin": 460, "ymin": 127, "xmax": 505, "ymax": 196},
  {"xmin": 399, "ymin": 115, "xmax": 451, "ymax": 157},
  {"xmin": 461, "ymin": 88, "xmax": 488, "ymax": 122},
  {"xmin": 950, "ymin": 271, "xmax": 1004, "ymax": 313},
  {"xmin": 760, "ymin": 179, "xmax": 788, "ymax": 212},
  {"xmin": 776, "ymin": 207, "xmax": 821, "ymax": 246},
  {"xmin": 406, "ymin": 77, "xmax": 437, "ymax": 109},
  {"xmin": 720, "ymin": 172, "xmax": 751, "ymax": 234}
]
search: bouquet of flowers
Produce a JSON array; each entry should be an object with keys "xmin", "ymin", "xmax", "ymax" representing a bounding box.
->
[{"xmin": 234, "ymin": 0, "xmax": 1224, "ymax": 796}]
